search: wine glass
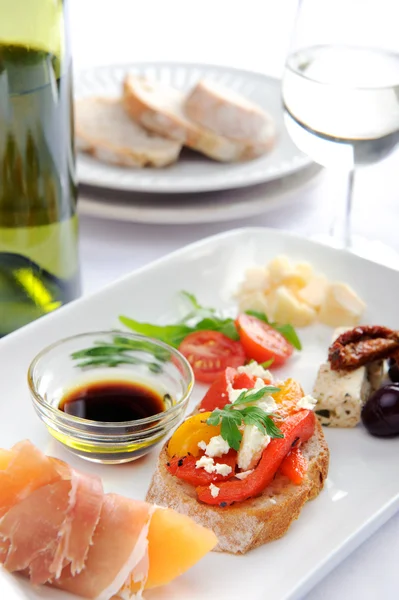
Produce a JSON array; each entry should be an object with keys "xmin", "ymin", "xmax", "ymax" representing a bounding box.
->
[{"xmin": 281, "ymin": 0, "xmax": 399, "ymax": 262}]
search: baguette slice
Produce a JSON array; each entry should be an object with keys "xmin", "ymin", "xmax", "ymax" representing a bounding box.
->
[
  {"xmin": 123, "ymin": 74, "xmax": 274, "ymax": 162},
  {"xmin": 75, "ymin": 97, "xmax": 182, "ymax": 168},
  {"xmin": 185, "ymin": 78, "xmax": 275, "ymax": 143},
  {"xmin": 146, "ymin": 419, "xmax": 329, "ymax": 555}
]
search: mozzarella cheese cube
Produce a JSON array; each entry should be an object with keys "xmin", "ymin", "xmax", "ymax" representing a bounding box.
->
[
  {"xmin": 272, "ymin": 285, "xmax": 317, "ymax": 327},
  {"xmin": 298, "ymin": 274, "xmax": 329, "ymax": 309},
  {"xmin": 237, "ymin": 290, "xmax": 270, "ymax": 314},
  {"xmin": 312, "ymin": 362, "xmax": 371, "ymax": 427},
  {"xmin": 267, "ymin": 255, "xmax": 296, "ymax": 285},
  {"xmin": 294, "ymin": 262, "xmax": 314, "ymax": 285},
  {"xmin": 237, "ymin": 425, "xmax": 270, "ymax": 470},
  {"xmin": 238, "ymin": 266, "xmax": 270, "ymax": 294},
  {"xmin": 319, "ymin": 282, "xmax": 366, "ymax": 327}
]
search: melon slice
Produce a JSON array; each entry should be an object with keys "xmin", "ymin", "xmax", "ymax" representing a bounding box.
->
[
  {"xmin": 145, "ymin": 507, "xmax": 218, "ymax": 589},
  {"xmin": 0, "ymin": 449, "xmax": 12, "ymax": 470}
]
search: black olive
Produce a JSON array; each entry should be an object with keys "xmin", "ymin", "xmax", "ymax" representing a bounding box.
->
[
  {"xmin": 388, "ymin": 361, "xmax": 399, "ymax": 383},
  {"xmin": 361, "ymin": 384, "xmax": 399, "ymax": 437}
]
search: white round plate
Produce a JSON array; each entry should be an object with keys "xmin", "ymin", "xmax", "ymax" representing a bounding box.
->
[
  {"xmin": 79, "ymin": 163, "xmax": 322, "ymax": 225},
  {"xmin": 74, "ymin": 62, "xmax": 311, "ymax": 194}
]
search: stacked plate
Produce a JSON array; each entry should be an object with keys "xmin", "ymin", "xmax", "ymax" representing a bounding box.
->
[{"xmin": 76, "ymin": 62, "xmax": 320, "ymax": 225}]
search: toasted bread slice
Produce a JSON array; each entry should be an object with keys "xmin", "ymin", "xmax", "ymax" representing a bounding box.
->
[
  {"xmin": 122, "ymin": 75, "xmax": 274, "ymax": 162},
  {"xmin": 146, "ymin": 419, "xmax": 329, "ymax": 555},
  {"xmin": 75, "ymin": 97, "xmax": 182, "ymax": 168},
  {"xmin": 185, "ymin": 79, "xmax": 275, "ymax": 143}
]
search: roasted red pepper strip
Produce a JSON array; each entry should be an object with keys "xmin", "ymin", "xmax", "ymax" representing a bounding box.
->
[
  {"xmin": 196, "ymin": 410, "xmax": 315, "ymax": 505},
  {"xmin": 279, "ymin": 446, "xmax": 308, "ymax": 485},
  {"xmin": 199, "ymin": 367, "xmax": 257, "ymax": 412},
  {"xmin": 167, "ymin": 449, "xmax": 237, "ymax": 487},
  {"xmin": 199, "ymin": 368, "xmax": 237, "ymax": 412}
]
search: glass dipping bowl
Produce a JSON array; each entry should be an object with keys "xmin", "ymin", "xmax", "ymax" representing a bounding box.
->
[{"xmin": 28, "ymin": 331, "xmax": 194, "ymax": 464}]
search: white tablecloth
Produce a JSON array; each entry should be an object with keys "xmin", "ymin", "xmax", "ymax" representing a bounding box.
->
[{"xmin": 71, "ymin": 1, "xmax": 399, "ymax": 598}]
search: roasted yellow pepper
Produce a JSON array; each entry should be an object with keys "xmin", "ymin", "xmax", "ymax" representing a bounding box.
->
[{"xmin": 167, "ymin": 412, "xmax": 221, "ymax": 458}]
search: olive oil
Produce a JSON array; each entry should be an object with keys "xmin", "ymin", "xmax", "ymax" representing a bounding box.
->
[{"xmin": 0, "ymin": 2, "xmax": 80, "ymax": 337}]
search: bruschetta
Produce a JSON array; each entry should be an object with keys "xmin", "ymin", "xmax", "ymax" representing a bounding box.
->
[{"xmin": 146, "ymin": 364, "xmax": 329, "ymax": 554}]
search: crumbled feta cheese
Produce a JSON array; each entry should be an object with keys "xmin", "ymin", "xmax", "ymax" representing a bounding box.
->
[
  {"xmin": 195, "ymin": 456, "xmax": 215, "ymax": 473},
  {"xmin": 237, "ymin": 362, "xmax": 272, "ymax": 380},
  {"xmin": 257, "ymin": 396, "xmax": 278, "ymax": 414},
  {"xmin": 227, "ymin": 373, "xmax": 270, "ymax": 404},
  {"xmin": 297, "ymin": 394, "xmax": 317, "ymax": 410},
  {"xmin": 237, "ymin": 425, "xmax": 270, "ymax": 471},
  {"xmin": 197, "ymin": 440, "xmax": 207, "ymax": 451},
  {"xmin": 228, "ymin": 374, "xmax": 277, "ymax": 413},
  {"xmin": 254, "ymin": 377, "xmax": 267, "ymax": 390},
  {"xmin": 204, "ymin": 435, "xmax": 230, "ymax": 458},
  {"xmin": 195, "ymin": 456, "xmax": 232, "ymax": 477},
  {"xmin": 235, "ymin": 469, "xmax": 254, "ymax": 480},
  {"xmin": 214, "ymin": 463, "xmax": 232, "ymax": 476},
  {"xmin": 209, "ymin": 483, "xmax": 220, "ymax": 498},
  {"xmin": 269, "ymin": 497, "xmax": 277, "ymax": 505},
  {"xmin": 226, "ymin": 381, "xmax": 246, "ymax": 404}
]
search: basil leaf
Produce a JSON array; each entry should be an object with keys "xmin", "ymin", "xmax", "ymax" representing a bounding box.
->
[
  {"xmin": 261, "ymin": 359, "xmax": 274, "ymax": 368},
  {"xmin": 273, "ymin": 324, "xmax": 302, "ymax": 351},
  {"xmin": 119, "ymin": 316, "xmax": 192, "ymax": 348},
  {"xmin": 245, "ymin": 310, "xmax": 270, "ymax": 323}
]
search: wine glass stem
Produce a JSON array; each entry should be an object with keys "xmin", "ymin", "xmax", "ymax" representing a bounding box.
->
[
  {"xmin": 344, "ymin": 169, "xmax": 355, "ymax": 249},
  {"xmin": 329, "ymin": 169, "xmax": 355, "ymax": 249}
]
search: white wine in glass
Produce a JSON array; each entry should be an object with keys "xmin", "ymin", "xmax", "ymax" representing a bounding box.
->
[{"xmin": 281, "ymin": 0, "xmax": 399, "ymax": 256}]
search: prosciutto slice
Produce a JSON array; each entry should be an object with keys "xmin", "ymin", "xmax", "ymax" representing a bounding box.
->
[
  {"xmin": 0, "ymin": 440, "xmax": 217, "ymax": 599},
  {"xmin": 50, "ymin": 469, "xmax": 104, "ymax": 578},
  {"xmin": 0, "ymin": 444, "xmax": 104, "ymax": 585},
  {"xmin": 0, "ymin": 480, "xmax": 72, "ymax": 576},
  {"xmin": 0, "ymin": 441, "xmax": 62, "ymax": 518},
  {"xmin": 55, "ymin": 494, "xmax": 152, "ymax": 600}
]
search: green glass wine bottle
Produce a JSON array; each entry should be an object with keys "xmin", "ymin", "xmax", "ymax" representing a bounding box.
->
[{"xmin": 0, "ymin": 0, "xmax": 81, "ymax": 337}]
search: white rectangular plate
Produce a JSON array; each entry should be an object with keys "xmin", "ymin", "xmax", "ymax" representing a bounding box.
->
[{"xmin": 1, "ymin": 227, "xmax": 398, "ymax": 600}]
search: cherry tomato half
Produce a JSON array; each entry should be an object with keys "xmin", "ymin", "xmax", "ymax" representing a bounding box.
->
[
  {"xmin": 178, "ymin": 331, "xmax": 246, "ymax": 384},
  {"xmin": 235, "ymin": 314, "xmax": 294, "ymax": 366}
]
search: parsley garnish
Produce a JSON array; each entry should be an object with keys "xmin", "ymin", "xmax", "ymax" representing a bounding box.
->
[{"xmin": 206, "ymin": 387, "xmax": 284, "ymax": 451}]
